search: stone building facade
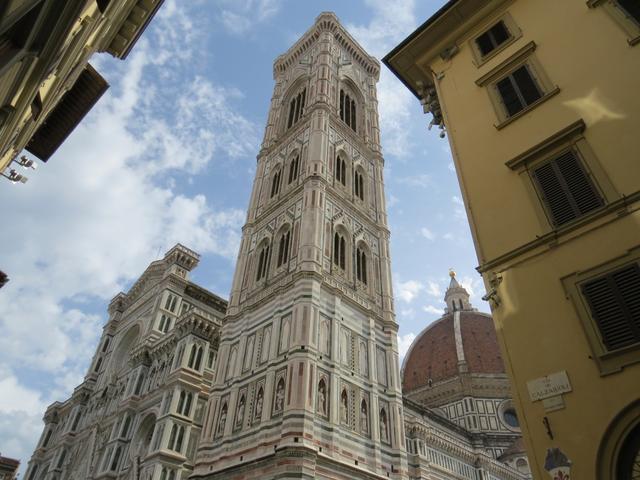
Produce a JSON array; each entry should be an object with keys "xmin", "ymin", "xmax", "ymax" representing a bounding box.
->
[
  {"xmin": 24, "ymin": 245, "xmax": 227, "ymax": 480},
  {"xmin": 26, "ymin": 12, "xmax": 532, "ymax": 480}
]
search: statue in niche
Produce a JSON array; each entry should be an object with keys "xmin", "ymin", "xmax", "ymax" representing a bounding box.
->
[
  {"xmin": 244, "ymin": 337, "xmax": 254, "ymax": 370},
  {"xmin": 340, "ymin": 390, "xmax": 348, "ymax": 424},
  {"xmin": 380, "ymin": 409, "xmax": 388, "ymax": 442},
  {"xmin": 359, "ymin": 341, "xmax": 368, "ymax": 375},
  {"xmin": 255, "ymin": 388, "xmax": 264, "ymax": 420},
  {"xmin": 317, "ymin": 381, "xmax": 327, "ymax": 416},
  {"xmin": 217, "ymin": 404, "xmax": 227, "ymax": 436},
  {"xmin": 360, "ymin": 401, "xmax": 368, "ymax": 434},
  {"xmin": 275, "ymin": 379, "xmax": 285, "ymax": 412},
  {"xmin": 319, "ymin": 320, "xmax": 330, "ymax": 355},
  {"xmin": 236, "ymin": 396, "xmax": 245, "ymax": 427}
]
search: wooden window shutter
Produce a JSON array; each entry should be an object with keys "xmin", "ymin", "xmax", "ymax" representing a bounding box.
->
[
  {"xmin": 532, "ymin": 150, "xmax": 603, "ymax": 226},
  {"xmin": 581, "ymin": 263, "xmax": 640, "ymax": 351}
]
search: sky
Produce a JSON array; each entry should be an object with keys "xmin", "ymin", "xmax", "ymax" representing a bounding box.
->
[{"xmin": 0, "ymin": 0, "xmax": 488, "ymax": 466}]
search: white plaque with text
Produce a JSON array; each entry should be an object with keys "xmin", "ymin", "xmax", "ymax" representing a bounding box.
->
[{"xmin": 527, "ymin": 370, "xmax": 572, "ymax": 402}]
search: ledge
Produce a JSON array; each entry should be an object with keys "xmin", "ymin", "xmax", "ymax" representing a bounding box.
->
[
  {"xmin": 475, "ymin": 41, "xmax": 537, "ymax": 86},
  {"xmin": 477, "ymin": 190, "xmax": 640, "ymax": 273},
  {"xmin": 505, "ymin": 119, "xmax": 586, "ymax": 170}
]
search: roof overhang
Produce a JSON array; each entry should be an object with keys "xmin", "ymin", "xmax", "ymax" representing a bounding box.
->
[
  {"xmin": 382, "ymin": 0, "xmax": 505, "ymax": 97},
  {"xmin": 106, "ymin": 0, "xmax": 165, "ymax": 59}
]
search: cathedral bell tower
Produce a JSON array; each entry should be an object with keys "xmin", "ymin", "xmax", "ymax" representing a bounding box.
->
[{"xmin": 192, "ymin": 12, "xmax": 407, "ymax": 480}]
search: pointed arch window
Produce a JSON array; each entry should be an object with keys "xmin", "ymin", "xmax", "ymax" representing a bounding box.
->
[
  {"xmin": 277, "ymin": 229, "xmax": 291, "ymax": 268},
  {"xmin": 287, "ymin": 88, "xmax": 307, "ymax": 129},
  {"xmin": 335, "ymin": 154, "xmax": 346, "ymax": 186},
  {"xmin": 340, "ymin": 389, "xmax": 349, "ymax": 425},
  {"xmin": 109, "ymin": 446, "xmax": 121, "ymax": 471},
  {"xmin": 354, "ymin": 170, "xmax": 364, "ymax": 201},
  {"xmin": 356, "ymin": 246, "xmax": 367, "ymax": 284},
  {"xmin": 288, "ymin": 155, "xmax": 300, "ymax": 184},
  {"xmin": 340, "ymin": 89, "xmax": 357, "ymax": 132},
  {"xmin": 256, "ymin": 243, "xmax": 271, "ymax": 281},
  {"xmin": 270, "ymin": 169, "xmax": 281, "ymax": 198},
  {"xmin": 94, "ymin": 357, "xmax": 103, "ymax": 373},
  {"xmin": 333, "ymin": 232, "xmax": 346, "ymax": 270},
  {"xmin": 158, "ymin": 314, "xmax": 170, "ymax": 333}
]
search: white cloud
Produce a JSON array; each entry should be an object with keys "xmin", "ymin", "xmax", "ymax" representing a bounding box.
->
[
  {"xmin": 426, "ymin": 281, "xmax": 442, "ymax": 298},
  {"xmin": 398, "ymin": 173, "xmax": 432, "ymax": 188},
  {"xmin": 395, "ymin": 279, "xmax": 424, "ymax": 303},
  {"xmin": 346, "ymin": 0, "xmax": 418, "ymax": 158},
  {"xmin": 216, "ymin": 0, "xmax": 282, "ymax": 35},
  {"xmin": 0, "ymin": 1, "xmax": 253, "ymax": 464},
  {"xmin": 423, "ymin": 305, "xmax": 443, "ymax": 315},
  {"xmin": 397, "ymin": 332, "xmax": 416, "ymax": 361},
  {"xmin": 420, "ymin": 227, "xmax": 435, "ymax": 241}
]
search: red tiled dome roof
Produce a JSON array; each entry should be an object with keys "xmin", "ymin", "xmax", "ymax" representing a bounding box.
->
[{"xmin": 402, "ymin": 310, "xmax": 505, "ymax": 393}]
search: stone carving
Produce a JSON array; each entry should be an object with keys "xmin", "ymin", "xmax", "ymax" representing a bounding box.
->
[
  {"xmin": 360, "ymin": 400, "xmax": 368, "ymax": 434},
  {"xmin": 340, "ymin": 390, "xmax": 348, "ymax": 425},
  {"xmin": 255, "ymin": 388, "xmax": 264, "ymax": 420},
  {"xmin": 235, "ymin": 395, "xmax": 245, "ymax": 427},
  {"xmin": 380, "ymin": 408, "xmax": 388, "ymax": 442},
  {"xmin": 274, "ymin": 379, "xmax": 285, "ymax": 413},
  {"xmin": 317, "ymin": 380, "xmax": 327, "ymax": 416},
  {"xmin": 217, "ymin": 403, "xmax": 227, "ymax": 436}
]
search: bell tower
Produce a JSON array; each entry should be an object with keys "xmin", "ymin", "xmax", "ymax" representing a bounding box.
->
[{"xmin": 192, "ymin": 12, "xmax": 407, "ymax": 480}]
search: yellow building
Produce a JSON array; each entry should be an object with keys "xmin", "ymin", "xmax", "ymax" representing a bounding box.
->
[
  {"xmin": 384, "ymin": 0, "xmax": 640, "ymax": 478},
  {"xmin": 0, "ymin": 0, "xmax": 164, "ymax": 183}
]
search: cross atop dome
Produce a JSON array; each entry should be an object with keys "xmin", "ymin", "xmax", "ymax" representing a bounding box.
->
[{"xmin": 444, "ymin": 269, "xmax": 474, "ymax": 313}]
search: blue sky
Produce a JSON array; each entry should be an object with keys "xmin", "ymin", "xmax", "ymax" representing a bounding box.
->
[{"xmin": 0, "ymin": 0, "xmax": 488, "ymax": 465}]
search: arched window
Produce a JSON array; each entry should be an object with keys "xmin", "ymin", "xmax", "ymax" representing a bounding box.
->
[
  {"xmin": 255, "ymin": 242, "xmax": 271, "ymax": 281},
  {"xmin": 94, "ymin": 357, "xmax": 102, "ymax": 373},
  {"xmin": 270, "ymin": 169, "xmax": 281, "ymax": 198},
  {"xmin": 121, "ymin": 414, "xmax": 131, "ymax": 438},
  {"xmin": 158, "ymin": 314, "xmax": 170, "ymax": 333},
  {"xmin": 340, "ymin": 89, "xmax": 357, "ymax": 132},
  {"xmin": 288, "ymin": 155, "xmax": 299, "ymax": 184},
  {"xmin": 356, "ymin": 246, "xmax": 367, "ymax": 284},
  {"xmin": 187, "ymin": 345, "xmax": 198, "ymax": 368},
  {"xmin": 354, "ymin": 169, "xmax": 364, "ymax": 201},
  {"xmin": 177, "ymin": 390, "xmax": 186, "ymax": 414},
  {"xmin": 333, "ymin": 232, "xmax": 346, "ymax": 270},
  {"xmin": 110, "ymin": 446, "xmax": 121, "ymax": 471},
  {"xmin": 287, "ymin": 88, "xmax": 306, "ymax": 129},
  {"xmin": 168, "ymin": 424, "xmax": 177, "ymax": 448},
  {"xmin": 160, "ymin": 468, "xmax": 168, "ymax": 480},
  {"xmin": 56, "ymin": 449, "xmax": 66, "ymax": 469},
  {"xmin": 194, "ymin": 346, "xmax": 204, "ymax": 371},
  {"xmin": 174, "ymin": 425, "xmax": 185, "ymax": 452},
  {"xmin": 335, "ymin": 154, "xmax": 346, "ymax": 186},
  {"xmin": 101, "ymin": 337, "xmax": 110, "ymax": 352},
  {"xmin": 459, "ymin": 299, "xmax": 464, "ymax": 310},
  {"xmin": 42, "ymin": 429, "xmax": 52, "ymax": 447},
  {"xmin": 277, "ymin": 229, "xmax": 291, "ymax": 268},
  {"xmin": 184, "ymin": 392, "xmax": 193, "ymax": 417}
]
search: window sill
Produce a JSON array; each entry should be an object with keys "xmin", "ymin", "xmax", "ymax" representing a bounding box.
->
[
  {"xmin": 478, "ymin": 189, "xmax": 640, "ymax": 273},
  {"xmin": 494, "ymin": 86, "xmax": 560, "ymax": 130},
  {"xmin": 629, "ymin": 33, "xmax": 640, "ymax": 46},
  {"xmin": 596, "ymin": 341, "xmax": 640, "ymax": 376}
]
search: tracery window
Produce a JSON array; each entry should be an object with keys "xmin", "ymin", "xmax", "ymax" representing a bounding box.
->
[
  {"xmin": 164, "ymin": 293, "xmax": 178, "ymax": 312},
  {"xmin": 277, "ymin": 229, "xmax": 291, "ymax": 268},
  {"xmin": 340, "ymin": 89, "xmax": 357, "ymax": 132},
  {"xmin": 177, "ymin": 390, "xmax": 193, "ymax": 416},
  {"xmin": 255, "ymin": 242, "xmax": 271, "ymax": 281},
  {"xmin": 333, "ymin": 232, "xmax": 346, "ymax": 270},
  {"xmin": 287, "ymin": 88, "xmax": 306, "ymax": 129},
  {"xmin": 158, "ymin": 314, "xmax": 171, "ymax": 333},
  {"xmin": 354, "ymin": 169, "xmax": 364, "ymax": 201},
  {"xmin": 335, "ymin": 154, "xmax": 346, "ymax": 186},
  {"xmin": 168, "ymin": 424, "xmax": 185, "ymax": 452},
  {"xmin": 356, "ymin": 246, "xmax": 367, "ymax": 284},
  {"xmin": 187, "ymin": 345, "xmax": 203, "ymax": 371},
  {"xmin": 270, "ymin": 168, "xmax": 281, "ymax": 198},
  {"xmin": 288, "ymin": 155, "xmax": 299, "ymax": 184}
]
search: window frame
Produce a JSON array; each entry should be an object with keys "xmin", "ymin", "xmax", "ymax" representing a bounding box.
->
[
  {"xmin": 505, "ymin": 119, "xmax": 617, "ymax": 234},
  {"xmin": 475, "ymin": 41, "xmax": 559, "ymax": 129},
  {"xmin": 588, "ymin": 0, "xmax": 640, "ymax": 46},
  {"xmin": 469, "ymin": 13, "xmax": 522, "ymax": 66},
  {"xmin": 562, "ymin": 246, "xmax": 640, "ymax": 375}
]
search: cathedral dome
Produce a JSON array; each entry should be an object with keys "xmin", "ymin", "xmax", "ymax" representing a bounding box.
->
[{"xmin": 401, "ymin": 271, "xmax": 505, "ymax": 394}]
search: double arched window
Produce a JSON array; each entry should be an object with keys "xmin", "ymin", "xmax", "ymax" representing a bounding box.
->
[
  {"xmin": 335, "ymin": 154, "xmax": 346, "ymax": 186},
  {"xmin": 187, "ymin": 344, "xmax": 203, "ymax": 371},
  {"xmin": 255, "ymin": 242, "xmax": 271, "ymax": 281},
  {"xmin": 356, "ymin": 246, "xmax": 367, "ymax": 285},
  {"xmin": 287, "ymin": 88, "xmax": 306, "ymax": 129},
  {"xmin": 270, "ymin": 168, "xmax": 281, "ymax": 198},
  {"xmin": 158, "ymin": 314, "xmax": 170, "ymax": 333},
  {"xmin": 168, "ymin": 423, "xmax": 185, "ymax": 452},
  {"xmin": 288, "ymin": 155, "xmax": 299, "ymax": 184},
  {"xmin": 177, "ymin": 390, "xmax": 193, "ymax": 416},
  {"xmin": 340, "ymin": 89, "xmax": 357, "ymax": 132},
  {"xmin": 333, "ymin": 232, "xmax": 346, "ymax": 270},
  {"xmin": 277, "ymin": 229, "xmax": 291, "ymax": 268},
  {"xmin": 354, "ymin": 169, "xmax": 364, "ymax": 201}
]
